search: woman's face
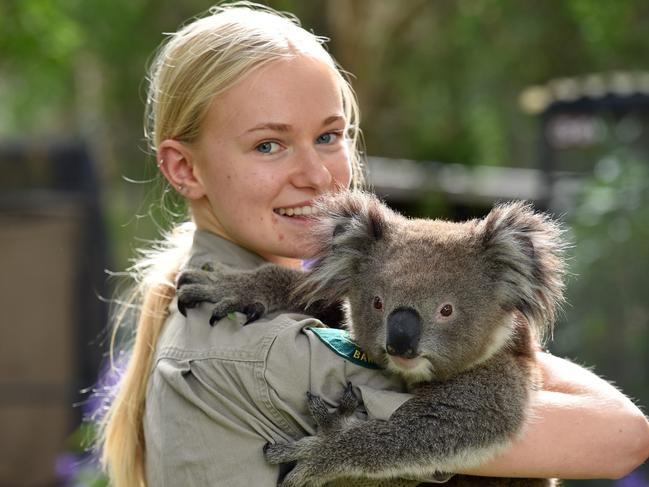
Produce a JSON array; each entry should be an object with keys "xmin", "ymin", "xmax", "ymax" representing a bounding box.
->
[{"xmin": 190, "ymin": 56, "xmax": 352, "ymax": 266}]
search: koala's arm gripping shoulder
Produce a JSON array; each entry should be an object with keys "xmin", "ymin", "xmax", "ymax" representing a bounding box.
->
[
  {"xmin": 176, "ymin": 262, "xmax": 342, "ymax": 325},
  {"xmin": 248, "ymin": 263, "xmax": 308, "ymax": 312}
]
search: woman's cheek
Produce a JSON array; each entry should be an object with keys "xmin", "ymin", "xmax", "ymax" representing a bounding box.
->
[{"xmin": 333, "ymin": 151, "xmax": 352, "ymax": 188}]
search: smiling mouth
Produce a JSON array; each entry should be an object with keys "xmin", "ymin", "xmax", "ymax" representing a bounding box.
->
[{"xmin": 273, "ymin": 205, "xmax": 318, "ymax": 217}]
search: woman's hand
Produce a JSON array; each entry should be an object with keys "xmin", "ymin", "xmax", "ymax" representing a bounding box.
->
[{"xmin": 462, "ymin": 352, "xmax": 649, "ymax": 479}]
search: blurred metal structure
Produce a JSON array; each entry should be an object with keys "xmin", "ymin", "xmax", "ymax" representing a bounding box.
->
[
  {"xmin": 369, "ymin": 71, "xmax": 649, "ymax": 216},
  {"xmin": 367, "ymin": 156, "xmax": 580, "ymax": 208},
  {"xmin": 366, "ymin": 156, "xmax": 583, "ymax": 220},
  {"xmin": 0, "ymin": 139, "xmax": 108, "ymax": 487},
  {"xmin": 520, "ymin": 71, "xmax": 649, "ymax": 209}
]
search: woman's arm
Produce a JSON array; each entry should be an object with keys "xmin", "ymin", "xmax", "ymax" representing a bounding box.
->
[{"xmin": 462, "ymin": 352, "xmax": 649, "ymax": 479}]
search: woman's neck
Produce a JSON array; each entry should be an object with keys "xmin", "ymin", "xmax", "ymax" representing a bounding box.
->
[
  {"xmin": 191, "ymin": 200, "xmax": 304, "ymax": 269},
  {"xmin": 263, "ymin": 254, "xmax": 304, "ymax": 269}
]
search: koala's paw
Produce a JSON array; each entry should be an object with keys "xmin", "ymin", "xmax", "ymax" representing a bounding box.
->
[
  {"xmin": 278, "ymin": 461, "xmax": 330, "ymax": 487},
  {"xmin": 264, "ymin": 437, "xmax": 331, "ymax": 487},
  {"xmin": 176, "ymin": 263, "xmax": 267, "ymax": 325},
  {"xmin": 176, "ymin": 264, "xmax": 223, "ymax": 316},
  {"xmin": 263, "ymin": 440, "xmax": 304, "ymax": 465},
  {"xmin": 307, "ymin": 382, "xmax": 360, "ymax": 434}
]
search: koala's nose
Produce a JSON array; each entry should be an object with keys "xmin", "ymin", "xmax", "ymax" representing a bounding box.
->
[{"xmin": 386, "ymin": 307, "xmax": 421, "ymax": 358}]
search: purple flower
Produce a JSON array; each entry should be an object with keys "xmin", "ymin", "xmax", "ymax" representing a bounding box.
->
[
  {"xmin": 55, "ymin": 453, "xmax": 79, "ymax": 482},
  {"xmin": 55, "ymin": 451, "xmax": 106, "ymax": 487},
  {"xmin": 56, "ymin": 351, "xmax": 124, "ymax": 487},
  {"xmin": 82, "ymin": 350, "xmax": 130, "ymax": 421}
]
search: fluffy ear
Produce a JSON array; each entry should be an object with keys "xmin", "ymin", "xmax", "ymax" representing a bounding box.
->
[
  {"xmin": 478, "ymin": 201, "xmax": 567, "ymax": 340},
  {"xmin": 296, "ymin": 191, "xmax": 391, "ymax": 304}
]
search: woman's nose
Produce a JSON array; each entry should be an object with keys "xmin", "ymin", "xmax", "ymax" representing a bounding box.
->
[{"xmin": 292, "ymin": 146, "xmax": 333, "ymax": 190}]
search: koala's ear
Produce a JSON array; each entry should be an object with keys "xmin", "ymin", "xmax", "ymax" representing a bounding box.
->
[
  {"xmin": 478, "ymin": 201, "xmax": 567, "ymax": 340},
  {"xmin": 297, "ymin": 191, "xmax": 391, "ymax": 303}
]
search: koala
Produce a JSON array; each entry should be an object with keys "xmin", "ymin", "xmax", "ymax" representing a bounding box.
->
[{"xmin": 177, "ymin": 191, "xmax": 566, "ymax": 487}]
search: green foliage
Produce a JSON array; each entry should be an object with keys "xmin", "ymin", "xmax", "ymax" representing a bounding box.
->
[
  {"xmin": 0, "ymin": 0, "xmax": 80, "ymax": 131},
  {"xmin": 3, "ymin": 0, "xmax": 649, "ymax": 168},
  {"xmin": 553, "ymin": 154, "xmax": 649, "ymax": 409}
]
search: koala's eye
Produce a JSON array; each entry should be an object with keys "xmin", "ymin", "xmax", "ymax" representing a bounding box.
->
[
  {"xmin": 440, "ymin": 304, "xmax": 453, "ymax": 317},
  {"xmin": 373, "ymin": 296, "xmax": 384, "ymax": 311}
]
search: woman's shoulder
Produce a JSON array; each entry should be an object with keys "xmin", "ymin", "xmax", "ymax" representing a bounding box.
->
[
  {"xmin": 154, "ymin": 301, "xmax": 314, "ymax": 364},
  {"xmin": 188, "ymin": 229, "xmax": 267, "ymax": 271},
  {"xmin": 157, "ymin": 228, "xmax": 310, "ymax": 360}
]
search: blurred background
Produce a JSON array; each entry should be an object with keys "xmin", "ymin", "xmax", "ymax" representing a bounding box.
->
[{"xmin": 1, "ymin": 0, "xmax": 648, "ymax": 486}]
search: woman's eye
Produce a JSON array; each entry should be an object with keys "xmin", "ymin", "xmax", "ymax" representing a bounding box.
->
[
  {"xmin": 255, "ymin": 141, "xmax": 280, "ymax": 154},
  {"xmin": 316, "ymin": 132, "xmax": 338, "ymax": 144},
  {"xmin": 373, "ymin": 296, "xmax": 383, "ymax": 311},
  {"xmin": 440, "ymin": 304, "xmax": 453, "ymax": 317}
]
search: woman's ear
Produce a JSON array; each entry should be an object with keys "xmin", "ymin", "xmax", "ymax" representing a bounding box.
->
[{"xmin": 157, "ymin": 139, "xmax": 206, "ymax": 200}]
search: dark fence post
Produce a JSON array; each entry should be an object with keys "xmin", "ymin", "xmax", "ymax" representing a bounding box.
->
[{"xmin": 0, "ymin": 138, "xmax": 109, "ymax": 487}]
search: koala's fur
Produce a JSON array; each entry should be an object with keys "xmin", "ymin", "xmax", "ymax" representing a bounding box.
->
[{"xmin": 177, "ymin": 191, "xmax": 566, "ymax": 487}]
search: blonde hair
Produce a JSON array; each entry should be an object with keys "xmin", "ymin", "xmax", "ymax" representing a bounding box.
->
[{"xmin": 98, "ymin": 3, "xmax": 364, "ymax": 486}]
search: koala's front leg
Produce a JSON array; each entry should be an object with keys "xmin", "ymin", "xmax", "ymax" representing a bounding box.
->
[
  {"xmin": 266, "ymin": 388, "xmax": 443, "ymax": 487},
  {"xmin": 266, "ymin": 365, "xmax": 530, "ymax": 486},
  {"xmin": 264, "ymin": 384, "xmax": 367, "ymax": 487},
  {"xmin": 265, "ymin": 405, "xmax": 451, "ymax": 487},
  {"xmin": 176, "ymin": 262, "xmax": 305, "ymax": 325}
]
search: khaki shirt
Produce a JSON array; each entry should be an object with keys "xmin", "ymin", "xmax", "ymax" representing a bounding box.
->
[{"xmin": 144, "ymin": 231, "xmax": 445, "ymax": 486}]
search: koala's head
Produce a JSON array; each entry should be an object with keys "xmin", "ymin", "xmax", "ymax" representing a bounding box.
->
[{"xmin": 300, "ymin": 191, "xmax": 566, "ymax": 383}]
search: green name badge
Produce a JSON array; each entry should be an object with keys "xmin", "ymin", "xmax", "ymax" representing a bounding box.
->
[{"xmin": 308, "ymin": 327, "xmax": 380, "ymax": 370}]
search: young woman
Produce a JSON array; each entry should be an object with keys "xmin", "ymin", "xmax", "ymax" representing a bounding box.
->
[{"xmin": 99, "ymin": 3, "xmax": 649, "ymax": 486}]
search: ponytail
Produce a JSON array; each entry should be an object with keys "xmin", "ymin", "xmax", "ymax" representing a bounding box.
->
[{"xmin": 98, "ymin": 223, "xmax": 194, "ymax": 487}]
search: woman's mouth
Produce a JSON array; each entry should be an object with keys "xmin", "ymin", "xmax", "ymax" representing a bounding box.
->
[{"xmin": 273, "ymin": 205, "xmax": 317, "ymax": 217}]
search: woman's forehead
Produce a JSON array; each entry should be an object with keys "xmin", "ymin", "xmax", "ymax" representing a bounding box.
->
[{"xmin": 204, "ymin": 56, "xmax": 345, "ymax": 136}]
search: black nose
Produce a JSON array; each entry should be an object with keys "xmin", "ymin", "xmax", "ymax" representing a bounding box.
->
[{"xmin": 386, "ymin": 307, "xmax": 421, "ymax": 358}]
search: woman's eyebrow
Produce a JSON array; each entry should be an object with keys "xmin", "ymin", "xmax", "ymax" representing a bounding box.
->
[
  {"xmin": 322, "ymin": 115, "xmax": 345, "ymax": 126},
  {"xmin": 244, "ymin": 122, "xmax": 292, "ymax": 134},
  {"xmin": 241, "ymin": 115, "xmax": 346, "ymax": 136}
]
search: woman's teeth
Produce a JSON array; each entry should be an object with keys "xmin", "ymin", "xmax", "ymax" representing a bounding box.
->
[{"xmin": 275, "ymin": 206, "xmax": 315, "ymax": 217}]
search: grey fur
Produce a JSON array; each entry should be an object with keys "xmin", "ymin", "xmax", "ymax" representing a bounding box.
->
[{"xmin": 176, "ymin": 191, "xmax": 566, "ymax": 487}]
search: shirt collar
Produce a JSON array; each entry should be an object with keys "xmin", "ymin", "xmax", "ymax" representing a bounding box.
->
[{"xmin": 188, "ymin": 230, "xmax": 268, "ymax": 271}]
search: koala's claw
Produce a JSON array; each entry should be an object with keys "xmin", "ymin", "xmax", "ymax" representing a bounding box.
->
[
  {"xmin": 176, "ymin": 271, "xmax": 196, "ymax": 290},
  {"xmin": 208, "ymin": 301, "xmax": 266, "ymax": 326},
  {"xmin": 306, "ymin": 383, "xmax": 359, "ymax": 434},
  {"xmin": 177, "ymin": 282, "xmax": 219, "ymax": 317},
  {"xmin": 209, "ymin": 310, "xmax": 225, "ymax": 326},
  {"xmin": 263, "ymin": 441, "xmax": 303, "ymax": 465},
  {"xmin": 176, "ymin": 267, "xmax": 221, "ymax": 316},
  {"xmin": 338, "ymin": 382, "xmax": 360, "ymax": 416},
  {"xmin": 242, "ymin": 302, "xmax": 265, "ymax": 325},
  {"xmin": 178, "ymin": 300, "xmax": 188, "ymax": 317},
  {"xmin": 264, "ymin": 434, "xmax": 334, "ymax": 485},
  {"xmin": 305, "ymin": 392, "xmax": 329, "ymax": 427},
  {"xmin": 176, "ymin": 284, "xmax": 207, "ymax": 317}
]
